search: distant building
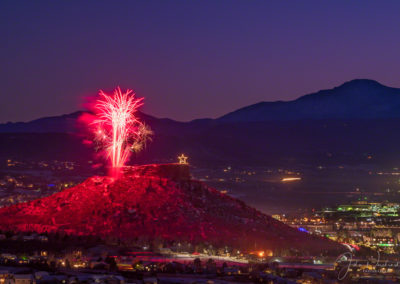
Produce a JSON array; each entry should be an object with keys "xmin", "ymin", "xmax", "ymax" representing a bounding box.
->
[{"xmin": 13, "ymin": 274, "xmax": 35, "ymax": 284}]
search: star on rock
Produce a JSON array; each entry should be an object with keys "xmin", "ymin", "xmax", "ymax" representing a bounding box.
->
[{"xmin": 178, "ymin": 154, "xmax": 188, "ymax": 164}]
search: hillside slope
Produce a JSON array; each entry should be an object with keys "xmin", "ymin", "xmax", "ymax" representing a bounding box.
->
[{"xmin": 0, "ymin": 164, "xmax": 341, "ymax": 254}]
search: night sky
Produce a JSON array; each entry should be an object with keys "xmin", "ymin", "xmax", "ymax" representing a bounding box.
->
[{"xmin": 1, "ymin": 0, "xmax": 400, "ymax": 123}]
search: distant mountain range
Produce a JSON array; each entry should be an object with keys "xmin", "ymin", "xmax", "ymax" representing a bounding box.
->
[
  {"xmin": 219, "ymin": 79, "xmax": 400, "ymax": 122},
  {"xmin": 2, "ymin": 79, "xmax": 400, "ymax": 167},
  {"xmin": 2, "ymin": 79, "xmax": 400, "ymax": 133}
]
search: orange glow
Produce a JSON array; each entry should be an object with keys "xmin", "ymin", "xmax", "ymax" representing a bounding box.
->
[
  {"xmin": 281, "ymin": 177, "xmax": 301, "ymax": 182},
  {"xmin": 178, "ymin": 154, "xmax": 188, "ymax": 164}
]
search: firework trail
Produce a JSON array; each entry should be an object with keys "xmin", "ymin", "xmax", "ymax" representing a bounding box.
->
[{"xmin": 84, "ymin": 87, "xmax": 152, "ymax": 176}]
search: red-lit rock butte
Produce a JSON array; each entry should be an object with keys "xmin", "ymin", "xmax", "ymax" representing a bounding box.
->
[{"xmin": 0, "ymin": 164, "xmax": 342, "ymax": 254}]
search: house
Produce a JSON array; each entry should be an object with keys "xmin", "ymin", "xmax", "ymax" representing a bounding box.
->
[
  {"xmin": 37, "ymin": 236, "xmax": 48, "ymax": 242},
  {"xmin": 0, "ymin": 270, "xmax": 12, "ymax": 284},
  {"xmin": 14, "ymin": 274, "xmax": 35, "ymax": 284}
]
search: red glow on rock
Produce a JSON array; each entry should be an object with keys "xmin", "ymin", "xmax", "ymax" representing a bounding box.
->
[{"xmin": 0, "ymin": 164, "xmax": 344, "ymax": 254}]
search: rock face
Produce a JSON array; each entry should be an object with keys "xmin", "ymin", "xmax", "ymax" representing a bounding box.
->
[{"xmin": 0, "ymin": 164, "xmax": 341, "ymax": 254}]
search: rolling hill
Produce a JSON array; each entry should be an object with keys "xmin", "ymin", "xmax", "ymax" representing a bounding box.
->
[{"xmin": 0, "ymin": 163, "xmax": 342, "ymax": 255}]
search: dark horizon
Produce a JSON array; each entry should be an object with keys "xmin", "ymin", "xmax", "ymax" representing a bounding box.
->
[
  {"xmin": 1, "ymin": 77, "xmax": 399, "ymax": 124},
  {"xmin": 2, "ymin": 1, "xmax": 400, "ymax": 123}
]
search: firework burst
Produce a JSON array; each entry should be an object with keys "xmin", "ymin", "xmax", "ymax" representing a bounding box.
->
[{"xmin": 85, "ymin": 87, "xmax": 152, "ymax": 176}]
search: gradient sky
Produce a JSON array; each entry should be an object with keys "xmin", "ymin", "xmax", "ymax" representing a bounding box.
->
[{"xmin": 1, "ymin": 0, "xmax": 400, "ymax": 122}]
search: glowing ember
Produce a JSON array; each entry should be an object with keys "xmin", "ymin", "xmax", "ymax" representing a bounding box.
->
[{"xmin": 86, "ymin": 87, "xmax": 152, "ymax": 176}]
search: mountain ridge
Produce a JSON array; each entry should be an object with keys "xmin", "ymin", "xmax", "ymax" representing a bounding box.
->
[
  {"xmin": 2, "ymin": 79, "xmax": 400, "ymax": 132},
  {"xmin": 219, "ymin": 79, "xmax": 400, "ymax": 122},
  {"xmin": 3, "ymin": 79, "xmax": 400, "ymax": 167}
]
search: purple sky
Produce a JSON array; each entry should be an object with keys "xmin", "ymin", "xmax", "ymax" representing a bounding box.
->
[{"xmin": 1, "ymin": 0, "xmax": 400, "ymax": 123}]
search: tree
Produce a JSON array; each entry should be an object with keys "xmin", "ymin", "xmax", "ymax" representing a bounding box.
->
[
  {"xmin": 65, "ymin": 259, "xmax": 71, "ymax": 269},
  {"xmin": 206, "ymin": 258, "xmax": 216, "ymax": 273},
  {"xmin": 193, "ymin": 258, "xmax": 202, "ymax": 273},
  {"xmin": 105, "ymin": 255, "xmax": 117, "ymax": 271}
]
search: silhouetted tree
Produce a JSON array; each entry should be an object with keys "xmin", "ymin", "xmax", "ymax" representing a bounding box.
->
[{"xmin": 105, "ymin": 255, "xmax": 117, "ymax": 271}]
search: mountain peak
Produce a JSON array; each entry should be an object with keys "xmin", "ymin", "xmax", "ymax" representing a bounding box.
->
[
  {"xmin": 219, "ymin": 79, "xmax": 400, "ymax": 122},
  {"xmin": 334, "ymin": 79, "xmax": 388, "ymax": 92},
  {"xmin": 339, "ymin": 78, "xmax": 382, "ymax": 87}
]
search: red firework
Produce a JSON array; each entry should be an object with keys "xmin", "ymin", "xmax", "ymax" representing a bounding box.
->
[{"xmin": 85, "ymin": 87, "xmax": 152, "ymax": 176}]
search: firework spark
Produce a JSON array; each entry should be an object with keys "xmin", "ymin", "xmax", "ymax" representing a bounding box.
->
[{"xmin": 85, "ymin": 87, "xmax": 152, "ymax": 176}]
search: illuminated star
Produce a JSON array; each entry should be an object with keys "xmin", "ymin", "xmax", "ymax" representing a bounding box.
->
[{"xmin": 178, "ymin": 154, "xmax": 188, "ymax": 164}]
